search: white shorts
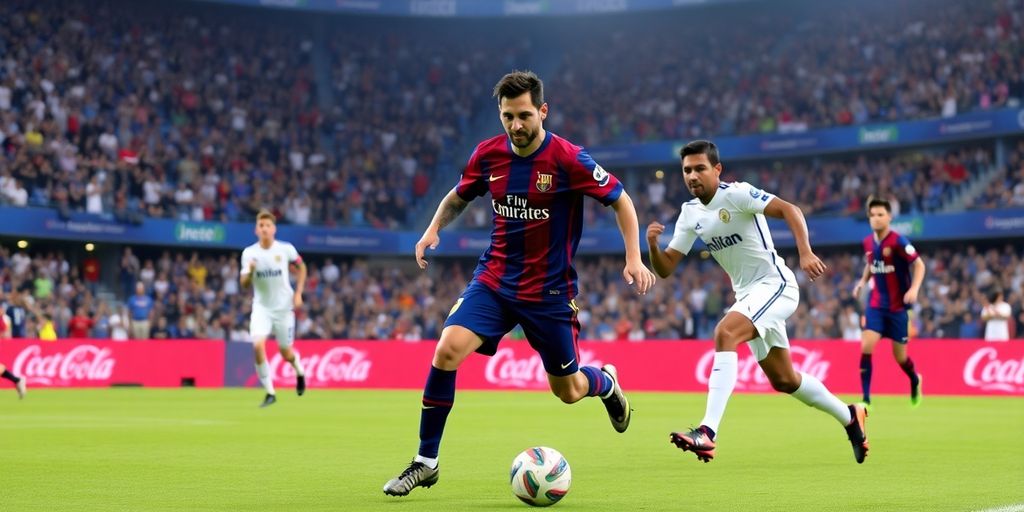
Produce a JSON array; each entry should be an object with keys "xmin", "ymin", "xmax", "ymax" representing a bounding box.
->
[
  {"xmin": 728, "ymin": 281, "xmax": 799, "ymax": 361},
  {"xmin": 249, "ymin": 308, "xmax": 295, "ymax": 349}
]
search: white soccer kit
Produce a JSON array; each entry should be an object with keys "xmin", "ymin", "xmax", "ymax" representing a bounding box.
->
[
  {"xmin": 669, "ymin": 182, "xmax": 798, "ymax": 360},
  {"xmin": 240, "ymin": 240, "xmax": 301, "ymax": 348}
]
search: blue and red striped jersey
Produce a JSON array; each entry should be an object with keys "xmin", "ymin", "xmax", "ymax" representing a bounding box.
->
[
  {"xmin": 455, "ymin": 131, "xmax": 623, "ymax": 303},
  {"xmin": 863, "ymin": 230, "xmax": 919, "ymax": 311}
]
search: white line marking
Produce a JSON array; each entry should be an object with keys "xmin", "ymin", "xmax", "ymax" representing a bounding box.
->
[{"xmin": 973, "ymin": 504, "xmax": 1024, "ymax": 512}]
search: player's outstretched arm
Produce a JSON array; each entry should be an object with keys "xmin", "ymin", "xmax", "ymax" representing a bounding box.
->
[
  {"xmin": 610, "ymin": 192, "xmax": 655, "ymax": 294},
  {"xmin": 416, "ymin": 188, "xmax": 470, "ymax": 269},
  {"xmin": 764, "ymin": 197, "xmax": 827, "ymax": 281},
  {"xmin": 646, "ymin": 221, "xmax": 684, "ymax": 279}
]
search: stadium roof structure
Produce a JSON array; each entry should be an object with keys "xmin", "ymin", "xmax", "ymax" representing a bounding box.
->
[{"xmin": 196, "ymin": 0, "xmax": 758, "ymax": 18}]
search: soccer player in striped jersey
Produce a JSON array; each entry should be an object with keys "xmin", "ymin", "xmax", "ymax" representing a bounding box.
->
[
  {"xmin": 852, "ymin": 198, "xmax": 925, "ymax": 407},
  {"xmin": 383, "ymin": 71, "xmax": 656, "ymax": 497},
  {"xmin": 647, "ymin": 140, "xmax": 869, "ymax": 464}
]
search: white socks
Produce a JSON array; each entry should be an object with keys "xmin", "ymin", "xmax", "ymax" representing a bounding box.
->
[
  {"xmin": 699, "ymin": 351, "xmax": 738, "ymax": 434},
  {"xmin": 256, "ymin": 361, "xmax": 275, "ymax": 395},
  {"xmin": 414, "ymin": 455, "xmax": 439, "ymax": 469},
  {"xmin": 791, "ymin": 372, "xmax": 852, "ymax": 425}
]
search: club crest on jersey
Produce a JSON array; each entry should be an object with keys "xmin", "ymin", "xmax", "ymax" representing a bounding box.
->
[
  {"xmin": 882, "ymin": 247, "xmax": 892, "ymax": 257},
  {"xmin": 274, "ymin": 255, "xmax": 282, "ymax": 262},
  {"xmin": 718, "ymin": 209, "xmax": 731, "ymax": 223},
  {"xmin": 536, "ymin": 173, "xmax": 553, "ymax": 192},
  {"xmin": 592, "ymin": 165, "xmax": 610, "ymax": 187}
]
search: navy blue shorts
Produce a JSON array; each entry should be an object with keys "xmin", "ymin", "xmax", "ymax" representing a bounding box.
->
[
  {"xmin": 444, "ymin": 280, "xmax": 581, "ymax": 377},
  {"xmin": 864, "ymin": 307, "xmax": 910, "ymax": 344}
]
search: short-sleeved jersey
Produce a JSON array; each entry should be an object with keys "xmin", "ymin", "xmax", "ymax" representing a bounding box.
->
[
  {"xmin": 863, "ymin": 230, "xmax": 918, "ymax": 312},
  {"xmin": 240, "ymin": 240, "xmax": 302, "ymax": 312},
  {"xmin": 668, "ymin": 182, "xmax": 796, "ymax": 294},
  {"xmin": 455, "ymin": 131, "xmax": 623, "ymax": 303}
]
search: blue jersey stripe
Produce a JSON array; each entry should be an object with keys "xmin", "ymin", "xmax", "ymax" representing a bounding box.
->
[
  {"xmin": 499, "ymin": 155, "xmax": 534, "ymax": 294},
  {"xmin": 752, "ymin": 282, "xmax": 786, "ymax": 321},
  {"xmin": 544, "ymin": 164, "xmax": 575, "ymax": 298},
  {"xmin": 753, "ymin": 215, "xmax": 787, "ymax": 283}
]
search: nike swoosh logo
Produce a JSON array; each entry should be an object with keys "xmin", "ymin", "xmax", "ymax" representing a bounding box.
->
[
  {"xmin": 488, "ymin": 175, "xmax": 506, "ymax": 182},
  {"xmin": 560, "ymin": 359, "xmax": 576, "ymax": 370},
  {"xmin": 422, "ymin": 406, "xmax": 435, "ymax": 410}
]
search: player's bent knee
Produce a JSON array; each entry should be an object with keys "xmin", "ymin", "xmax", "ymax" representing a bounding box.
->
[
  {"xmin": 432, "ymin": 327, "xmax": 481, "ymax": 370},
  {"xmin": 713, "ymin": 326, "xmax": 744, "ymax": 351},
  {"xmin": 769, "ymin": 374, "xmax": 800, "ymax": 393},
  {"xmin": 433, "ymin": 350, "xmax": 463, "ymax": 370}
]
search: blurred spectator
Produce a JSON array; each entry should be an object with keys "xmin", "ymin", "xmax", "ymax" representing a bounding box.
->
[
  {"xmin": 128, "ymin": 282, "xmax": 153, "ymax": 339},
  {"xmin": 67, "ymin": 306, "xmax": 94, "ymax": 339},
  {"xmin": 982, "ymin": 289, "xmax": 1012, "ymax": 341}
]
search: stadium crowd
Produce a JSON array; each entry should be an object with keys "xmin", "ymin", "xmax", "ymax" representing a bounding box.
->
[
  {"xmin": 0, "ymin": 0, "xmax": 1020, "ymax": 231},
  {"xmin": 547, "ymin": 0, "xmax": 1023, "ymax": 145},
  {"xmin": 2, "ymin": 242, "xmax": 1021, "ymax": 342},
  {"xmin": 460, "ymin": 144, "xmax": 997, "ymax": 230},
  {"xmin": 0, "ymin": 0, "xmax": 524, "ymax": 229},
  {"xmin": 968, "ymin": 137, "xmax": 1024, "ymax": 208}
]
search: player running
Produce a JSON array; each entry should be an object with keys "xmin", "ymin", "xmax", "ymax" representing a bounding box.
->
[
  {"xmin": 0, "ymin": 362, "xmax": 26, "ymax": 399},
  {"xmin": 383, "ymin": 70, "xmax": 656, "ymax": 497},
  {"xmin": 239, "ymin": 210, "xmax": 308, "ymax": 408},
  {"xmin": 852, "ymin": 197, "xmax": 925, "ymax": 407},
  {"xmin": 647, "ymin": 140, "xmax": 869, "ymax": 464}
]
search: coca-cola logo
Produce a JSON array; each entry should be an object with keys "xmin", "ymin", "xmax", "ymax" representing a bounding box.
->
[
  {"xmin": 13, "ymin": 345, "xmax": 116, "ymax": 385},
  {"xmin": 485, "ymin": 348, "xmax": 603, "ymax": 388},
  {"xmin": 695, "ymin": 346, "xmax": 830, "ymax": 390},
  {"xmin": 269, "ymin": 347, "xmax": 372, "ymax": 384},
  {"xmin": 963, "ymin": 347, "xmax": 1024, "ymax": 393}
]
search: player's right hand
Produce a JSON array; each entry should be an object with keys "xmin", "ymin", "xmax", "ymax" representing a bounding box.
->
[
  {"xmin": 623, "ymin": 259, "xmax": 656, "ymax": 295},
  {"xmin": 415, "ymin": 231, "xmax": 440, "ymax": 269},
  {"xmin": 248, "ymin": 259, "xmax": 257, "ymax": 272},
  {"xmin": 646, "ymin": 221, "xmax": 665, "ymax": 244},
  {"xmin": 852, "ymin": 282, "xmax": 863, "ymax": 297}
]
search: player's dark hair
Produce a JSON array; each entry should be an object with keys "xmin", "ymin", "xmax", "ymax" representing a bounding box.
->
[
  {"xmin": 493, "ymin": 71, "xmax": 544, "ymax": 108},
  {"xmin": 679, "ymin": 140, "xmax": 720, "ymax": 166},
  {"xmin": 866, "ymin": 197, "xmax": 892, "ymax": 213},
  {"xmin": 989, "ymin": 289, "xmax": 1003, "ymax": 302}
]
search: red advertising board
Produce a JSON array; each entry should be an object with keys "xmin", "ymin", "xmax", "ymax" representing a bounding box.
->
[
  {"xmin": 0, "ymin": 339, "xmax": 225, "ymax": 388},
  {"xmin": 253, "ymin": 339, "xmax": 1024, "ymax": 396}
]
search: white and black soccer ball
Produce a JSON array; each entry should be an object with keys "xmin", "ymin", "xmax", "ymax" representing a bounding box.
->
[{"xmin": 509, "ymin": 446, "xmax": 571, "ymax": 507}]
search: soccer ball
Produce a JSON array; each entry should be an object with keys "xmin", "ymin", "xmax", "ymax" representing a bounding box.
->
[{"xmin": 509, "ymin": 446, "xmax": 572, "ymax": 507}]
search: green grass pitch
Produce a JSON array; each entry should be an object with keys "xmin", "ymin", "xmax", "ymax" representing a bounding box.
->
[{"xmin": 1, "ymin": 389, "xmax": 1022, "ymax": 511}]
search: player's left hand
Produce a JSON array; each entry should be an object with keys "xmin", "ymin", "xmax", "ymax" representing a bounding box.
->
[
  {"xmin": 623, "ymin": 260, "xmax": 656, "ymax": 295},
  {"xmin": 800, "ymin": 252, "xmax": 827, "ymax": 281},
  {"xmin": 903, "ymin": 289, "xmax": 918, "ymax": 305},
  {"xmin": 293, "ymin": 292, "xmax": 303, "ymax": 309}
]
